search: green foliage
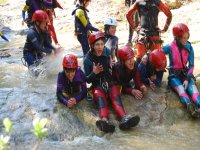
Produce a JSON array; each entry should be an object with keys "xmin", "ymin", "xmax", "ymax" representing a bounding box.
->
[
  {"xmin": 3, "ymin": 118, "xmax": 13, "ymax": 134},
  {"xmin": 0, "ymin": 118, "xmax": 13, "ymax": 150},
  {"xmin": 32, "ymin": 118, "xmax": 48, "ymax": 141},
  {"xmin": 0, "ymin": 135, "xmax": 9, "ymax": 150}
]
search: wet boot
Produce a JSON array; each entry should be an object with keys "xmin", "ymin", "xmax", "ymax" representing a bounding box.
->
[
  {"xmin": 96, "ymin": 119, "xmax": 115, "ymax": 133},
  {"xmin": 187, "ymin": 103, "xmax": 200, "ymax": 119},
  {"xmin": 119, "ymin": 115, "xmax": 140, "ymax": 130}
]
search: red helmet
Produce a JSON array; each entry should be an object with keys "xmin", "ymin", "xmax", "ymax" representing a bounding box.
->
[
  {"xmin": 89, "ymin": 31, "xmax": 104, "ymax": 45},
  {"xmin": 172, "ymin": 23, "xmax": 189, "ymax": 38},
  {"xmin": 32, "ymin": 10, "xmax": 48, "ymax": 23},
  {"xmin": 149, "ymin": 49, "xmax": 167, "ymax": 71},
  {"xmin": 63, "ymin": 54, "xmax": 78, "ymax": 69},
  {"xmin": 118, "ymin": 45, "xmax": 135, "ymax": 61}
]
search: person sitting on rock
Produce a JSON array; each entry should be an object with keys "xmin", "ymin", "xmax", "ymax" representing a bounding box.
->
[
  {"xmin": 56, "ymin": 54, "xmax": 87, "ymax": 108},
  {"xmin": 138, "ymin": 49, "xmax": 167, "ymax": 91},
  {"xmin": 112, "ymin": 45, "xmax": 147, "ymax": 100},
  {"xmin": 72, "ymin": 0, "xmax": 99, "ymax": 56},
  {"xmin": 23, "ymin": 10, "xmax": 56, "ymax": 67},
  {"xmin": 104, "ymin": 17, "xmax": 118, "ymax": 62},
  {"xmin": 84, "ymin": 31, "xmax": 140, "ymax": 133},
  {"xmin": 163, "ymin": 23, "xmax": 200, "ymax": 118}
]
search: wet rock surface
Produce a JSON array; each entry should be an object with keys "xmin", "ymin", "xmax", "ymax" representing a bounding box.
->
[{"xmin": 0, "ymin": 0, "xmax": 200, "ymax": 149}]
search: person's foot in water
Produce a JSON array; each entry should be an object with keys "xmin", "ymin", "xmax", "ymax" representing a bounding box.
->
[
  {"xmin": 96, "ymin": 119, "xmax": 115, "ymax": 133},
  {"xmin": 119, "ymin": 115, "xmax": 140, "ymax": 130}
]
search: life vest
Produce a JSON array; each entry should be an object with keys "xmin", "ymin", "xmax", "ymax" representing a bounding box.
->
[{"xmin": 72, "ymin": 5, "xmax": 90, "ymax": 34}]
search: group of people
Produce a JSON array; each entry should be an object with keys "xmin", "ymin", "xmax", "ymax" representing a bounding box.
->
[
  {"xmin": 22, "ymin": 0, "xmax": 62, "ymax": 67},
  {"xmin": 22, "ymin": 0, "xmax": 200, "ymax": 133}
]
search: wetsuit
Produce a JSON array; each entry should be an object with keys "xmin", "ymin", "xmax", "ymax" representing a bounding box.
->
[
  {"xmin": 84, "ymin": 47, "xmax": 126, "ymax": 119},
  {"xmin": 22, "ymin": 0, "xmax": 43, "ymax": 27},
  {"xmin": 23, "ymin": 26, "xmax": 55, "ymax": 66},
  {"xmin": 45, "ymin": 9, "xmax": 58, "ymax": 44},
  {"xmin": 138, "ymin": 57, "xmax": 164, "ymax": 86},
  {"xmin": 127, "ymin": 0, "xmax": 172, "ymax": 60},
  {"xmin": 112, "ymin": 62, "xmax": 144, "ymax": 94},
  {"xmin": 104, "ymin": 32, "xmax": 118, "ymax": 60},
  {"xmin": 56, "ymin": 68, "xmax": 87, "ymax": 105},
  {"xmin": 163, "ymin": 40, "xmax": 200, "ymax": 107},
  {"xmin": 72, "ymin": 5, "xmax": 98, "ymax": 55}
]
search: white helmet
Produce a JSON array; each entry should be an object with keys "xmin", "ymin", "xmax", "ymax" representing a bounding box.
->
[{"xmin": 104, "ymin": 17, "xmax": 117, "ymax": 26}]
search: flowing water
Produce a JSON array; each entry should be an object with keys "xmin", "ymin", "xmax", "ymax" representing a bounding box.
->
[
  {"xmin": 1, "ymin": 0, "xmax": 200, "ymax": 148},
  {"xmin": 0, "ymin": 31, "xmax": 200, "ymax": 150}
]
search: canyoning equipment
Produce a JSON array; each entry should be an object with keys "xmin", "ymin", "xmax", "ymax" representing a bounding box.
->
[
  {"xmin": 89, "ymin": 31, "xmax": 104, "ymax": 45},
  {"xmin": 187, "ymin": 103, "xmax": 200, "ymax": 119},
  {"xmin": 63, "ymin": 54, "xmax": 78, "ymax": 69},
  {"xmin": 173, "ymin": 23, "xmax": 189, "ymax": 38},
  {"xmin": 149, "ymin": 49, "xmax": 167, "ymax": 71},
  {"xmin": 96, "ymin": 119, "xmax": 115, "ymax": 133},
  {"xmin": 119, "ymin": 115, "xmax": 140, "ymax": 130},
  {"xmin": 118, "ymin": 45, "xmax": 135, "ymax": 61},
  {"xmin": 32, "ymin": 10, "xmax": 48, "ymax": 23},
  {"xmin": 104, "ymin": 17, "xmax": 117, "ymax": 26}
]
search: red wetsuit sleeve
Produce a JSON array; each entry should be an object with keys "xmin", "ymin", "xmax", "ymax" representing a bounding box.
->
[
  {"xmin": 158, "ymin": 1, "xmax": 172, "ymax": 32},
  {"xmin": 126, "ymin": 2, "xmax": 138, "ymax": 30}
]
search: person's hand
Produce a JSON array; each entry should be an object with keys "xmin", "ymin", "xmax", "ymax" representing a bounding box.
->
[
  {"xmin": 183, "ymin": 80, "xmax": 189, "ymax": 90},
  {"xmin": 150, "ymin": 74, "xmax": 157, "ymax": 81},
  {"xmin": 148, "ymin": 78, "xmax": 156, "ymax": 91},
  {"xmin": 160, "ymin": 29, "xmax": 166, "ymax": 34},
  {"xmin": 67, "ymin": 97, "xmax": 77, "ymax": 108},
  {"xmin": 131, "ymin": 89, "xmax": 143, "ymax": 100},
  {"xmin": 140, "ymin": 85, "xmax": 147, "ymax": 93},
  {"xmin": 93, "ymin": 63, "xmax": 103, "ymax": 74}
]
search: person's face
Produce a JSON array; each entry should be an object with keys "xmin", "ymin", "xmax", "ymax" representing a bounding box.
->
[
  {"xmin": 124, "ymin": 57, "xmax": 135, "ymax": 70},
  {"xmin": 179, "ymin": 32, "xmax": 189, "ymax": 45},
  {"xmin": 39, "ymin": 21, "xmax": 47, "ymax": 31},
  {"xmin": 64, "ymin": 69, "xmax": 76, "ymax": 81},
  {"xmin": 93, "ymin": 39, "xmax": 105, "ymax": 56},
  {"xmin": 108, "ymin": 25, "xmax": 116, "ymax": 36}
]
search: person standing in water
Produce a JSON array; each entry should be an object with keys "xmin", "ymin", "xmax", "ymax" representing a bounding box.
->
[{"xmin": 72, "ymin": 0, "xmax": 99, "ymax": 56}]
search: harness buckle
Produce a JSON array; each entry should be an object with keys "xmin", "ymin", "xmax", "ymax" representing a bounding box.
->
[{"xmin": 102, "ymin": 81, "xmax": 109, "ymax": 92}]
